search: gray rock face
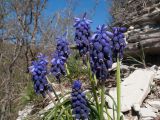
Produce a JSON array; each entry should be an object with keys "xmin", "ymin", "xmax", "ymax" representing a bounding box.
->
[
  {"xmin": 39, "ymin": 102, "xmax": 55, "ymax": 115},
  {"xmin": 139, "ymin": 108, "xmax": 156, "ymax": 119},
  {"xmin": 103, "ymin": 109, "xmax": 125, "ymax": 120},
  {"xmin": 17, "ymin": 104, "xmax": 34, "ymax": 120},
  {"xmin": 154, "ymin": 68, "xmax": 160, "ymax": 80},
  {"xmin": 106, "ymin": 69, "xmax": 155, "ymax": 112},
  {"xmin": 144, "ymin": 103, "xmax": 159, "ymax": 114},
  {"xmin": 112, "ymin": 1, "xmax": 160, "ymax": 55},
  {"xmin": 150, "ymin": 65, "xmax": 158, "ymax": 72},
  {"xmin": 132, "ymin": 104, "xmax": 141, "ymax": 112},
  {"xmin": 146, "ymin": 100, "xmax": 160, "ymax": 110}
]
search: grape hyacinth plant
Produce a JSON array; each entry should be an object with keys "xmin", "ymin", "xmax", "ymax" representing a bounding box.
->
[
  {"xmin": 50, "ymin": 33, "xmax": 70, "ymax": 82},
  {"xmin": 29, "ymin": 53, "xmax": 52, "ymax": 97},
  {"xmin": 90, "ymin": 24, "xmax": 113, "ymax": 81},
  {"xmin": 111, "ymin": 26, "xmax": 127, "ymax": 120},
  {"xmin": 74, "ymin": 13, "xmax": 92, "ymax": 60},
  {"xmin": 111, "ymin": 27, "xmax": 127, "ymax": 60},
  {"xmin": 71, "ymin": 80, "xmax": 90, "ymax": 119},
  {"xmin": 28, "ymin": 13, "xmax": 127, "ymax": 120}
]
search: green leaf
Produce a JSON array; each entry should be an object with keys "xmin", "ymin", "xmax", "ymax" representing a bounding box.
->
[{"xmin": 44, "ymin": 99, "xmax": 71, "ymax": 120}]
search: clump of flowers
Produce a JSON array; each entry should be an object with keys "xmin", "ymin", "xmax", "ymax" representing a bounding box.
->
[
  {"xmin": 74, "ymin": 13, "xmax": 92, "ymax": 58},
  {"xmin": 29, "ymin": 53, "xmax": 52, "ymax": 97},
  {"xmin": 90, "ymin": 25, "xmax": 113, "ymax": 81},
  {"xmin": 50, "ymin": 33, "xmax": 70, "ymax": 82},
  {"xmin": 111, "ymin": 27, "xmax": 127, "ymax": 60},
  {"xmin": 28, "ymin": 12, "xmax": 128, "ymax": 120},
  {"xmin": 71, "ymin": 80, "xmax": 90, "ymax": 119}
]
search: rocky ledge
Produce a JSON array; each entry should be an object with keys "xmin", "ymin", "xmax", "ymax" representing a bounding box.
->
[{"xmin": 113, "ymin": 1, "xmax": 160, "ymax": 55}]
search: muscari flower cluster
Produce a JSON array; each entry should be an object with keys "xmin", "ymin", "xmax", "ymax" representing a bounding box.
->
[
  {"xmin": 74, "ymin": 13, "xmax": 92, "ymax": 58},
  {"xmin": 50, "ymin": 34, "xmax": 70, "ymax": 82},
  {"xmin": 90, "ymin": 25, "xmax": 113, "ymax": 81},
  {"xmin": 111, "ymin": 27, "xmax": 127, "ymax": 60},
  {"xmin": 29, "ymin": 53, "xmax": 52, "ymax": 97},
  {"xmin": 71, "ymin": 80, "xmax": 90, "ymax": 119}
]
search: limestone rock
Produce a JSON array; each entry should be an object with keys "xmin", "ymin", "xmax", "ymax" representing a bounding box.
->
[
  {"xmin": 146, "ymin": 100, "xmax": 160, "ymax": 110},
  {"xmin": 150, "ymin": 65, "xmax": 158, "ymax": 72},
  {"xmin": 124, "ymin": 116, "xmax": 138, "ymax": 120},
  {"xmin": 132, "ymin": 104, "xmax": 141, "ymax": 112},
  {"xmin": 144, "ymin": 103, "xmax": 158, "ymax": 113},
  {"xmin": 39, "ymin": 102, "xmax": 54, "ymax": 114},
  {"xmin": 155, "ymin": 74, "xmax": 160, "ymax": 80},
  {"xmin": 105, "ymin": 95, "xmax": 115, "ymax": 109},
  {"xmin": 139, "ymin": 108, "xmax": 156, "ymax": 119},
  {"xmin": 106, "ymin": 69, "xmax": 155, "ymax": 112},
  {"xmin": 103, "ymin": 109, "xmax": 125, "ymax": 120},
  {"xmin": 17, "ymin": 104, "xmax": 34, "ymax": 120},
  {"xmin": 109, "ymin": 63, "xmax": 129, "ymax": 72},
  {"xmin": 109, "ymin": 63, "xmax": 117, "ymax": 71},
  {"xmin": 112, "ymin": 0, "xmax": 160, "ymax": 55},
  {"xmin": 120, "ymin": 64, "xmax": 130, "ymax": 72},
  {"xmin": 154, "ymin": 69, "xmax": 160, "ymax": 80}
]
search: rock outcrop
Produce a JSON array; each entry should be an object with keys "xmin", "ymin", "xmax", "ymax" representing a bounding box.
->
[
  {"xmin": 106, "ymin": 69, "xmax": 155, "ymax": 112},
  {"xmin": 111, "ymin": 0, "xmax": 160, "ymax": 55}
]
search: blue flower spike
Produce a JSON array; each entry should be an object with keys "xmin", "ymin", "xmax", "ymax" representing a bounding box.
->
[
  {"xmin": 71, "ymin": 80, "xmax": 90, "ymax": 120},
  {"xmin": 29, "ymin": 53, "xmax": 52, "ymax": 97},
  {"xmin": 111, "ymin": 27, "xmax": 127, "ymax": 60},
  {"xmin": 90, "ymin": 24, "xmax": 113, "ymax": 81},
  {"xmin": 74, "ymin": 13, "xmax": 92, "ymax": 59},
  {"xmin": 50, "ymin": 33, "xmax": 70, "ymax": 83}
]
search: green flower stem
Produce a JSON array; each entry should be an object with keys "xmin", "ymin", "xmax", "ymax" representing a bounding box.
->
[
  {"xmin": 45, "ymin": 82, "xmax": 70, "ymax": 120},
  {"xmin": 87, "ymin": 60, "xmax": 100, "ymax": 115},
  {"xmin": 65, "ymin": 63, "xmax": 70, "ymax": 75},
  {"xmin": 116, "ymin": 57, "xmax": 121, "ymax": 120},
  {"xmin": 65, "ymin": 63, "xmax": 72, "ymax": 84},
  {"xmin": 69, "ymin": 45, "xmax": 77, "ymax": 49},
  {"xmin": 105, "ymin": 105, "xmax": 111, "ymax": 120},
  {"xmin": 46, "ymin": 76, "xmax": 60, "ymax": 102},
  {"xmin": 100, "ymin": 83, "xmax": 105, "ymax": 120},
  {"xmin": 45, "ymin": 77, "xmax": 70, "ymax": 120},
  {"xmin": 93, "ymin": 74, "xmax": 97, "ymax": 85}
]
